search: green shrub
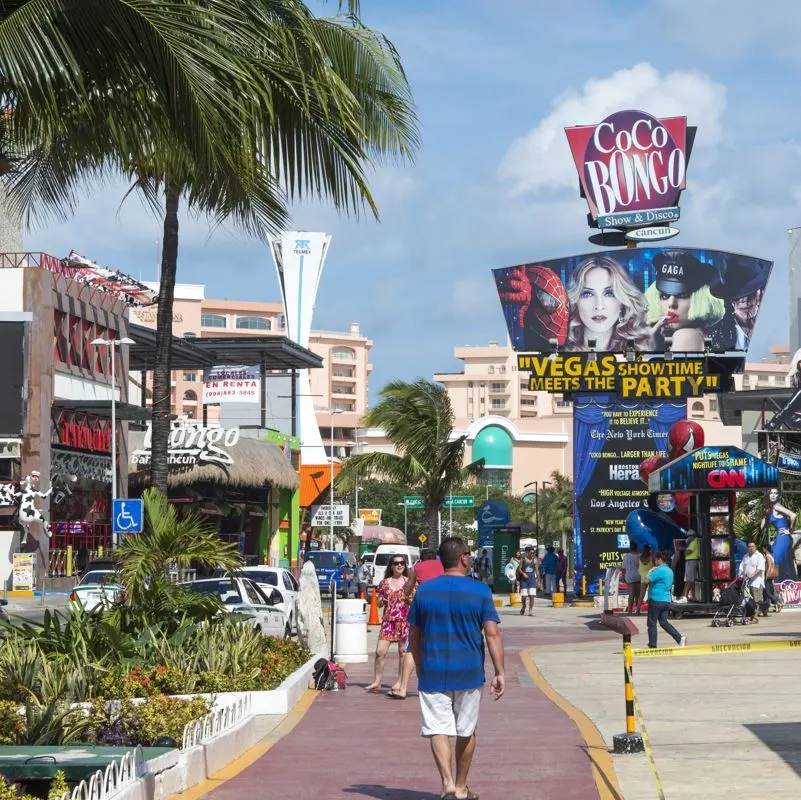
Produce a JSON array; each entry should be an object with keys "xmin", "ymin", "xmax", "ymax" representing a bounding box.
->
[
  {"xmin": 0, "ymin": 776, "xmax": 36, "ymax": 800},
  {"xmin": 0, "ymin": 701, "xmax": 24, "ymax": 745},
  {"xmin": 255, "ymin": 637, "xmax": 311, "ymax": 690},
  {"xmin": 47, "ymin": 771, "xmax": 69, "ymax": 800}
]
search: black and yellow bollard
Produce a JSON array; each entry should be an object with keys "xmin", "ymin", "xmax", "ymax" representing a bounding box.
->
[{"xmin": 613, "ymin": 634, "xmax": 644, "ymax": 753}]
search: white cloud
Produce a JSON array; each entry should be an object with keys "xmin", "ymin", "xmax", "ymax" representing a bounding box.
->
[{"xmin": 497, "ymin": 63, "xmax": 727, "ymax": 196}]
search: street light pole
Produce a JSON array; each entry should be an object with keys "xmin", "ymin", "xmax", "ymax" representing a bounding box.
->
[
  {"xmin": 328, "ymin": 408, "xmax": 343, "ymax": 550},
  {"xmin": 92, "ymin": 336, "xmax": 135, "ymax": 549}
]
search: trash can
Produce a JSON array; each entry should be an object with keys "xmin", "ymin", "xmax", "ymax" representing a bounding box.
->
[{"xmin": 333, "ymin": 598, "xmax": 368, "ymax": 663}]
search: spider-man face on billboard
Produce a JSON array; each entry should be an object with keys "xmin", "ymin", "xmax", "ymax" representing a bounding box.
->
[{"xmin": 495, "ymin": 265, "xmax": 568, "ymax": 351}]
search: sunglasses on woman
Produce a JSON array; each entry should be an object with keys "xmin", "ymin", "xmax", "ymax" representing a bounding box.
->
[{"xmin": 392, "ymin": 560, "xmax": 405, "ymax": 566}]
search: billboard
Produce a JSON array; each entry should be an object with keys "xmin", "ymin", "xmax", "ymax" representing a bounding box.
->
[
  {"xmin": 203, "ymin": 365, "xmax": 261, "ymax": 404},
  {"xmin": 648, "ymin": 446, "xmax": 779, "ymax": 493},
  {"xmin": 565, "ymin": 110, "xmax": 689, "ymax": 229},
  {"xmin": 493, "ymin": 247, "xmax": 772, "ymax": 354},
  {"xmin": 573, "ymin": 394, "xmax": 686, "ymax": 595}
]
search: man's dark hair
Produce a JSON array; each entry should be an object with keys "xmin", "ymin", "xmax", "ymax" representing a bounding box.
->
[
  {"xmin": 420, "ymin": 548, "xmax": 437, "ymax": 561},
  {"xmin": 439, "ymin": 536, "xmax": 469, "ymax": 569},
  {"xmin": 629, "ymin": 541, "xmax": 639, "ymax": 552}
]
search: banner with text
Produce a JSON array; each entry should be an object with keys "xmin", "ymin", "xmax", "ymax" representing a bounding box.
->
[
  {"xmin": 518, "ymin": 353, "xmax": 720, "ymax": 398},
  {"xmin": 203, "ymin": 365, "xmax": 261, "ymax": 404},
  {"xmin": 573, "ymin": 394, "xmax": 686, "ymax": 595}
]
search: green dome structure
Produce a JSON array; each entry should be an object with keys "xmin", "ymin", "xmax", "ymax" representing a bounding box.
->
[{"xmin": 471, "ymin": 424, "xmax": 513, "ymax": 467}]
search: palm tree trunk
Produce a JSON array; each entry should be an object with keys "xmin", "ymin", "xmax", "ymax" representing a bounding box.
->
[
  {"xmin": 424, "ymin": 506, "xmax": 440, "ymax": 548},
  {"xmin": 150, "ymin": 182, "xmax": 181, "ymax": 493}
]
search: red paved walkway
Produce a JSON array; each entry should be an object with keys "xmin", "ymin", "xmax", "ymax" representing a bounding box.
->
[{"xmin": 203, "ymin": 621, "xmax": 615, "ymax": 800}]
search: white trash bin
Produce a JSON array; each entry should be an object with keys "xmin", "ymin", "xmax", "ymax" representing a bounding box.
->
[{"xmin": 333, "ymin": 598, "xmax": 368, "ymax": 663}]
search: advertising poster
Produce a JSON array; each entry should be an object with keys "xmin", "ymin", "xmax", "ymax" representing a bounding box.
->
[
  {"xmin": 203, "ymin": 365, "xmax": 261, "ymax": 404},
  {"xmin": 648, "ymin": 446, "xmax": 779, "ymax": 493},
  {"xmin": 493, "ymin": 247, "xmax": 772, "ymax": 354},
  {"xmin": 573, "ymin": 394, "xmax": 686, "ymax": 594},
  {"xmin": 12, "ymin": 553, "xmax": 35, "ymax": 592},
  {"xmin": 358, "ymin": 508, "xmax": 382, "ymax": 526}
]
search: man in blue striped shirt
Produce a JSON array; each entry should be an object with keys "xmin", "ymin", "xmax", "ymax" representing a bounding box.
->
[{"xmin": 408, "ymin": 537, "xmax": 505, "ymax": 800}]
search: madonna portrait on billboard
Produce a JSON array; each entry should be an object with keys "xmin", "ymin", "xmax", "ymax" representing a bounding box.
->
[
  {"xmin": 564, "ymin": 255, "xmax": 652, "ymax": 352},
  {"xmin": 646, "ymin": 250, "xmax": 725, "ymax": 352}
]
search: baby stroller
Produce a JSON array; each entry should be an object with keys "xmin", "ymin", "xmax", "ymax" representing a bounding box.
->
[{"xmin": 712, "ymin": 576, "xmax": 756, "ymax": 627}]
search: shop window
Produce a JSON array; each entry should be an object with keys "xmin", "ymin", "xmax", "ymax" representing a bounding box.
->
[
  {"xmin": 183, "ymin": 372, "xmax": 197, "ymax": 382},
  {"xmin": 236, "ymin": 316, "xmax": 271, "ymax": 330},
  {"xmin": 201, "ymin": 313, "xmax": 226, "ymax": 328}
]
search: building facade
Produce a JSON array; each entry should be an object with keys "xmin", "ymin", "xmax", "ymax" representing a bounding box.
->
[{"xmin": 133, "ymin": 284, "xmax": 372, "ymax": 457}]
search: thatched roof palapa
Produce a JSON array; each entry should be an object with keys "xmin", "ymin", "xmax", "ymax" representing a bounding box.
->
[{"xmin": 128, "ymin": 431, "xmax": 299, "ymax": 491}]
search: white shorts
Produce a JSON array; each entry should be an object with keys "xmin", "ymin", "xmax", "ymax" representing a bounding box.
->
[
  {"xmin": 419, "ymin": 689, "xmax": 481, "ymax": 737},
  {"xmin": 519, "ymin": 586, "xmax": 537, "ymax": 597}
]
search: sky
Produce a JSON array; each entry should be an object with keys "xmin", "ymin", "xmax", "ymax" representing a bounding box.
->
[{"xmin": 30, "ymin": 0, "xmax": 801, "ymax": 401}]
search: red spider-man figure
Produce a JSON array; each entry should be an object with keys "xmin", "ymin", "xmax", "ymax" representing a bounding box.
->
[{"xmin": 496, "ymin": 265, "xmax": 568, "ymax": 350}]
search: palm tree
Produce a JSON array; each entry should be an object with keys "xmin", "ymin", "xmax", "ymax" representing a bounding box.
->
[
  {"xmin": 340, "ymin": 380, "xmax": 480, "ymax": 538},
  {"xmin": 1, "ymin": 2, "xmax": 419, "ymax": 494},
  {"xmin": 539, "ymin": 471, "xmax": 574, "ymax": 562},
  {"xmin": 115, "ymin": 487, "xmax": 241, "ymax": 607}
]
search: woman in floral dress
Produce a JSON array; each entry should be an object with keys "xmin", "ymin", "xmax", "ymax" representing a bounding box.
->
[{"xmin": 365, "ymin": 556, "xmax": 411, "ymax": 692}]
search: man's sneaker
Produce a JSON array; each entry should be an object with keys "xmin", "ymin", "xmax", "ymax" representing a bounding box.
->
[
  {"xmin": 679, "ymin": 636, "xmax": 688, "ymax": 647},
  {"xmin": 674, "ymin": 597, "xmax": 688, "ymax": 604}
]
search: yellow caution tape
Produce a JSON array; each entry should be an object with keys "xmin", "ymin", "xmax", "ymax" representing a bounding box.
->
[
  {"xmin": 625, "ymin": 663, "xmax": 665, "ymax": 800},
  {"xmin": 633, "ymin": 638, "xmax": 801, "ymax": 658}
]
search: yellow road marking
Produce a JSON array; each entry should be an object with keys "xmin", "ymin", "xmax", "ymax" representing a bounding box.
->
[
  {"xmin": 521, "ymin": 647, "xmax": 623, "ymax": 800},
  {"xmin": 168, "ymin": 689, "xmax": 318, "ymax": 800}
]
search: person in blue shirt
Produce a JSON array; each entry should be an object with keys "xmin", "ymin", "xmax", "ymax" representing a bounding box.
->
[
  {"xmin": 408, "ymin": 537, "xmax": 505, "ymax": 800},
  {"xmin": 541, "ymin": 546, "xmax": 558, "ymax": 595},
  {"xmin": 644, "ymin": 550, "xmax": 687, "ymax": 648}
]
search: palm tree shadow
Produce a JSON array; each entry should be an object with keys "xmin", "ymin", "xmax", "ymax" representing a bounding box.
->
[{"xmin": 343, "ymin": 785, "xmax": 440, "ymax": 800}]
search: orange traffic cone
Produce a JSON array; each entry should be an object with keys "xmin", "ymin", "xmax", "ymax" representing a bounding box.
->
[
  {"xmin": 368, "ymin": 587, "xmax": 380, "ymax": 627},
  {"xmin": 359, "ymin": 590, "xmax": 366, "ymax": 600}
]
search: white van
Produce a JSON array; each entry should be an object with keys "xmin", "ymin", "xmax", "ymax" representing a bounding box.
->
[{"xmin": 371, "ymin": 545, "xmax": 421, "ymax": 586}]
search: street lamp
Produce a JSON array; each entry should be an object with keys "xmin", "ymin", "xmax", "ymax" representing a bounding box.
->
[
  {"xmin": 324, "ymin": 408, "xmax": 344, "ymax": 549},
  {"xmin": 91, "ymin": 336, "xmax": 135, "ymax": 548},
  {"xmin": 523, "ymin": 479, "xmax": 551, "ymax": 544},
  {"xmin": 344, "ymin": 430, "xmax": 361, "ymax": 517}
]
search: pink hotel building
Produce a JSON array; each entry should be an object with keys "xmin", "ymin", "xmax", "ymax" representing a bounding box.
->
[{"xmin": 132, "ymin": 283, "xmax": 372, "ymax": 455}]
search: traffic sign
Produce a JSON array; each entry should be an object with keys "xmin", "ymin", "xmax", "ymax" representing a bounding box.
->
[
  {"xmin": 113, "ymin": 499, "xmax": 144, "ymax": 534},
  {"xmin": 404, "ymin": 496, "xmax": 424, "ymax": 508},
  {"xmin": 443, "ymin": 495, "xmax": 475, "ymax": 509},
  {"xmin": 310, "ymin": 504, "xmax": 350, "ymax": 527},
  {"xmin": 419, "ymin": 534, "xmax": 428, "ymax": 543}
]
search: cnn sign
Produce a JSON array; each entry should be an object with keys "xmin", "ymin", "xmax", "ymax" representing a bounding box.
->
[{"xmin": 565, "ymin": 110, "xmax": 689, "ymax": 229}]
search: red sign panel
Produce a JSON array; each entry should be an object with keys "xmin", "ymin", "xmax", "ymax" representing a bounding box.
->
[
  {"xmin": 565, "ymin": 110, "xmax": 688, "ymax": 228},
  {"xmin": 55, "ymin": 410, "xmax": 112, "ymax": 453}
]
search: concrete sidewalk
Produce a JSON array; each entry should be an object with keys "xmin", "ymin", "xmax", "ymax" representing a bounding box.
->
[
  {"xmin": 532, "ymin": 606, "xmax": 801, "ymax": 799},
  {"xmin": 195, "ymin": 600, "xmax": 618, "ymax": 799}
]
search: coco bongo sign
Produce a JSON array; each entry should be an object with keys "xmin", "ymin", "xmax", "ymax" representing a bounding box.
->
[{"xmin": 565, "ymin": 110, "xmax": 691, "ymax": 230}]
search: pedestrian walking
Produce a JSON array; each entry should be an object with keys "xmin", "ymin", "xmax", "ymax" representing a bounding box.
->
[
  {"xmin": 408, "ymin": 537, "xmax": 504, "ymax": 800},
  {"xmin": 637, "ymin": 544, "xmax": 652, "ymax": 612},
  {"xmin": 475, "ymin": 549, "xmax": 491, "ymax": 584},
  {"xmin": 505, "ymin": 550, "xmax": 521, "ymax": 594},
  {"xmin": 517, "ymin": 547, "xmax": 538, "ymax": 616},
  {"xmin": 365, "ymin": 556, "xmax": 412, "ymax": 693},
  {"xmin": 738, "ymin": 541, "xmax": 766, "ymax": 621},
  {"xmin": 644, "ymin": 550, "xmax": 686, "ymax": 648},
  {"xmin": 356, "ymin": 558, "xmax": 371, "ymax": 598},
  {"xmin": 556, "ymin": 548, "xmax": 568, "ymax": 594},
  {"xmin": 622, "ymin": 542, "xmax": 641, "ymax": 613},
  {"xmin": 390, "ymin": 548, "xmax": 445, "ymax": 699},
  {"xmin": 763, "ymin": 543, "xmax": 783, "ymax": 612},
  {"xmin": 541, "ymin": 546, "xmax": 558, "ymax": 595}
]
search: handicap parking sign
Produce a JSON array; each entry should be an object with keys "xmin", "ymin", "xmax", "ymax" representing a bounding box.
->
[{"xmin": 113, "ymin": 499, "xmax": 144, "ymax": 534}]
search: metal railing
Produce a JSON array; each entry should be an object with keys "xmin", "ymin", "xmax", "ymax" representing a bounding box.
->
[
  {"xmin": 181, "ymin": 694, "xmax": 252, "ymax": 750},
  {"xmin": 54, "ymin": 745, "xmax": 143, "ymax": 800}
]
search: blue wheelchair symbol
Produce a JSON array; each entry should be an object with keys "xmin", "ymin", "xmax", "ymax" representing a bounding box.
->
[{"xmin": 113, "ymin": 499, "xmax": 144, "ymax": 534}]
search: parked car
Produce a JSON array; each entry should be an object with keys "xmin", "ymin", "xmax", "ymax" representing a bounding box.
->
[
  {"xmin": 303, "ymin": 550, "xmax": 358, "ymax": 596},
  {"xmin": 182, "ymin": 576, "xmax": 288, "ymax": 638},
  {"xmin": 238, "ymin": 566, "xmax": 299, "ymax": 633},
  {"xmin": 69, "ymin": 569, "xmax": 125, "ymax": 611}
]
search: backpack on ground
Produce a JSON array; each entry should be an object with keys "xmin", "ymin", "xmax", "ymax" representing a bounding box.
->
[{"xmin": 312, "ymin": 658, "xmax": 348, "ymax": 691}]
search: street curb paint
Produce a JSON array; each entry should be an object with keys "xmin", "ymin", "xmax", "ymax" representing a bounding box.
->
[
  {"xmin": 167, "ymin": 689, "xmax": 319, "ymax": 800},
  {"xmin": 521, "ymin": 647, "xmax": 623, "ymax": 800}
]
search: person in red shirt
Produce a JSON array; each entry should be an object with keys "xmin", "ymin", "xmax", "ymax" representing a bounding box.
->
[{"xmin": 388, "ymin": 548, "xmax": 444, "ymax": 699}]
